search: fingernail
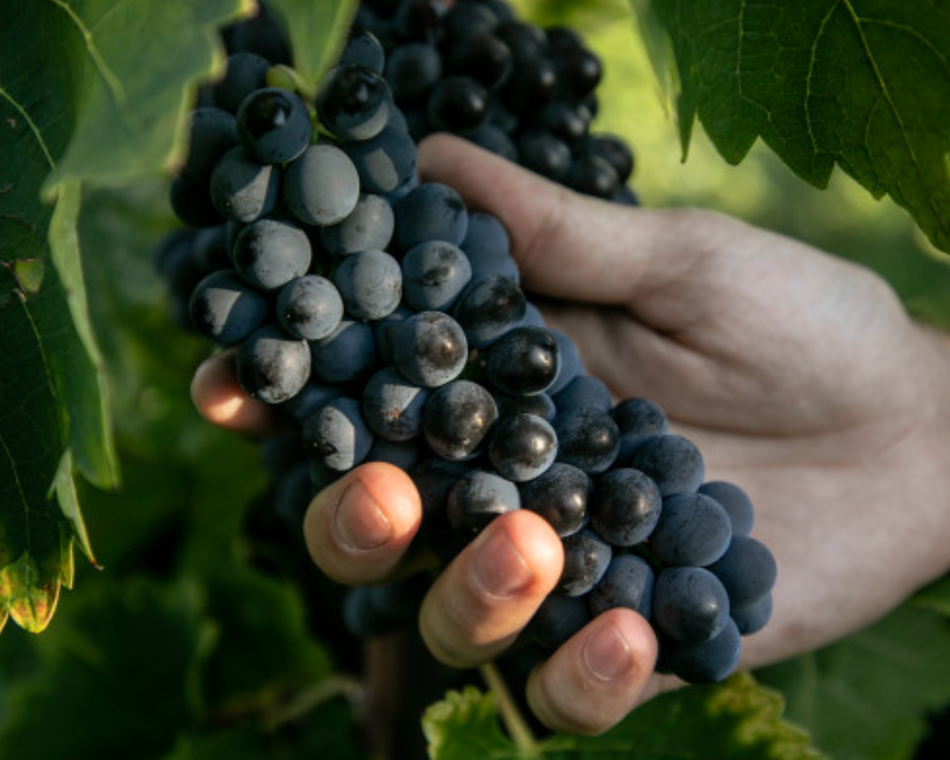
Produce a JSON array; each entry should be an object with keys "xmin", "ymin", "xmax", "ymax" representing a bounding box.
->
[
  {"xmin": 333, "ymin": 477, "xmax": 393, "ymax": 551},
  {"xmin": 584, "ymin": 621, "xmax": 634, "ymax": 682},
  {"xmin": 471, "ymin": 530, "xmax": 534, "ymax": 600}
]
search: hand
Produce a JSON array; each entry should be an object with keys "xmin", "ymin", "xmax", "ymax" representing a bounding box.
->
[{"xmin": 191, "ymin": 134, "xmax": 950, "ymax": 735}]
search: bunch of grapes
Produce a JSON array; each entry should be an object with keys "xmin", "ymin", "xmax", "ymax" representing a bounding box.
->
[{"xmin": 154, "ymin": 0, "xmax": 776, "ymax": 685}]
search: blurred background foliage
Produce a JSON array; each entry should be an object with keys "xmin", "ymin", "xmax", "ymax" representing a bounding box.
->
[{"xmin": 1, "ymin": 1, "xmax": 949, "ymax": 758}]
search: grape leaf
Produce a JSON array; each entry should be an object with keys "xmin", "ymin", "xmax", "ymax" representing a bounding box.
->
[
  {"xmin": 0, "ymin": 0, "xmax": 250, "ymax": 633},
  {"xmin": 639, "ymin": 0, "xmax": 950, "ymax": 253},
  {"xmin": 757, "ymin": 592, "xmax": 950, "ymax": 760},
  {"xmin": 266, "ymin": 0, "xmax": 359, "ymax": 85},
  {"xmin": 424, "ymin": 676, "xmax": 827, "ymax": 760}
]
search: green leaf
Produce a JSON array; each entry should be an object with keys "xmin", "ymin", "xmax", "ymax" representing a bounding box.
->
[
  {"xmin": 642, "ymin": 0, "xmax": 950, "ymax": 252},
  {"xmin": 424, "ymin": 676, "xmax": 827, "ymax": 760},
  {"xmin": 0, "ymin": 0, "xmax": 251, "ymax": 634},
  {"xmin": 266, "ymin": 0, "xmax": 359, "ymax": 85},
  {"xmin": 758, "ymin": 598, "xmax": 950, "ymax": 760}
]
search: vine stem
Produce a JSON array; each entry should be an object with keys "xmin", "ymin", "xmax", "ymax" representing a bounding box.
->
[{"xmin": 480, "ymin": 662, "xmax": 540, "ymax": 758}]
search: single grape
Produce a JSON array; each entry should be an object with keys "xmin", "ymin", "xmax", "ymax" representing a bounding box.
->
[
  {"xmin": 486, "ymin": 326, "xmax": 560, "ymax": 396},
  {"xmin": 444, "ymin": 32, "xmax": 512, "ymax": 90},
  {"xmin": 707, "ymin": 535, "xmax": 777, "ymax": 607},
  {"xmin": 393, "ymin": 181, "xmax": 469, "ymax": 251},
  {"xmin": 426, "ymin": 75, "xmax": 490, "ymax": 133},
  {"xmin": 340, "ymin": 29, "xmax": 387, "ymax": 73},
  {"xmin": 343, "ymin": 119, "xmax": 418, "ymax": 194},
  {"xmin": 332, "ymin": 249, "xmax": 403, "ymax": 321},
  {"xmin": 189, "ymin": 269, "xmax": 269, "ymax": 346},
  {"xmin": 301, "ymin": 396, "xmax": 374, "ymax": 471},
  {"xmin": 309, "ymin": 318, "xmax": 377, "ymax": 385},
  {"xmin": 552, "ymin": 374, "xmax": 612, "ymax": 415},
  {"xmin": 624, "ymin": 434, "xmax": 704, "ymax": 496},
  {"xmin": 320, "ymin": 193, "xmax": 395, "ymax": 256},
  {"xmin": 391, "ymin": 310, "xmax": 469, "ymax": 389},
  {"xmin": 730, "ymin": 593, "xmax": 773, "ymax": 636},
  {"xmin": 518, "ymin": 461, "xmax": 590, "ymax": 537},
  {"xmin": 653, "ymin": 566, "xmax": 730, "ymax": 645},
  {"xmin": 553, "ymin": 406, "xmax": 620, "ymax": 474},
  {"xmin": 588, "ymin": 554, "xmax": 655, "ymax": 619},
  {"xmin": 447, "ymin": 469, "xmax": 521, "ymax": 539},
  {"xmin": 315, "ymin": 65, "xmax": 394, "ymax": 141},
  {"xmin": 284, "ymin": 144, "xmax": 361, "ymax": 227},
  {"xmin": 611, "ymin": 397, "xmax": 669, "ymax": 460},
  {"xmin": 487, "ymin": 413, "xmax": 558, "ymax": 482},
  {"xmin": 658, "ymin": 618, "xmax": 742, "ymax": 684},
  {"xmin": 232, "ymin": 218, "xmax": 311, "ymax": 291},
  {"xmin": 178, "ymin": 107, "xmax": 238, "ymax": 184},
  {"xmin": 211, "ymin": 52, "xmax": 272, "ymax": 113},
  {"xmin": 527, "ymin": 594, "xmax": 591, "ymax": 651},
  {"xmin": 385, "ymin": 42, "xmax": 442, "ymax": 105},
  {"xmin": 361, "ymin": 366, "xmax": 430, "ymax": 442},
  {"xmin": 235, "ymin": 87, "xmax": 312, "ymax": 164},
  {"xmin": 517, "ymin": 129, "xmax": 571, "ymax": 181},
  {"xmin": 400, "ymin": 240, "xmax": 473, "ymax": 311},
  {"xmin": 650, "ymin": 492, "xmax": 733, "ymax": 567},
  {"xmin": 589, "ymin": 468, "xmax": 662, "ymax": 547},
  {"xmin": 236, "ymin": 323, "xmax": 311, "ymax": 404},
  {"xmin": 452, "ymin": 274, "xmax": 527, "ymax": 349},
  {"xmin": 461, "ymin": 211, "xmax": 518, "ymax": 283},
  {"xmin": 422, "ymin": 379, "xmax": 498, "ymax": 460},
  {"xmin": 210, "ymin": 147, "xmax": 280, "ymax": 224},
  {"xmin": 557, "ymin": 528, "xmax": 612, "ymax": 597},
  {"xmin": 276, "ymin": 274, "xmax": 344, "ymax": 341},
  {"xmin": 698, "ymin": 481, "xmax": 755, "ymax": 536}
]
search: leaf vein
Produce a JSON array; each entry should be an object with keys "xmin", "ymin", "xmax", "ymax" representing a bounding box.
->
[
  {"xmin": 0, "ymin": 86, "xmax": 55, "ymax": 169},
  {"xmin": 48, "ymin": 0, "xmax": 129, "ymax": 114}
]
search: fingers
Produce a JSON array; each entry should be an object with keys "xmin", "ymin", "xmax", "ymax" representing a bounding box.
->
[
  {"xmin": 190, "ymin": 349, "xmax": 289, "ymax": 437},
  {"xmin": 302, "ymin": 463, "xmax": 423, "ymax": 584},
  {"xmin": 417, "ymin": 133, "xmax": 705, "ymax": 305},
  {"xmin": 527, "ymin": 609, "xmax": 659, "ymax": 735},
  {"xmin": 419, "ymin": 510, "xmax": 563, "ymax": 668}
]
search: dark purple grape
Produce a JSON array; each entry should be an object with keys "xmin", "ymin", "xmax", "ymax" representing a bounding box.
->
[
  {"xmin": 653, "ymin": 566, "xmax": 730, "ymax": 645},
  {"xmin": 518, "ymin": 462, "xmax": 590, "ymax": 537},
  {"xmin": 650, "ymin": 492, "xmax": 732, "ymax": 567},
  {"xmin": 486, "ymin": 326, "xmax": 560, "ymax": 396},
  {"xmin": 315, "ymin": 65, "xmax": 394, "ymax": 141},
  {"xmin": 453, "ymin": 275, "xmax": 527, "ymax": 349},
  {"xmin": 588, "ymin": 554, "xmax": 655, "ymax": 619},
  {"xmin": 236, "ymin": 323, "xmax": 311, "ymax": 404},
  {"xmin": 528, "ymin": 594, "xmax": 591, "ymax": 650},
  {"xmin": 553, "ymin": 407, "xmax": 620, "ymax": 474},
  {"xmin": 707, "ymin": 535, "xmax": 777, "ymax": 607},
  {"xmin": 423, "ymin": 380, "xmax": 498, "ymax": 461},
  {"xmin": 427, "ymin": 75, "xmax": 490, "ymax": 134},
  {"xmin": 557, "ymin": 528, "xmax": 612, "ymax": 596},
  {"xmin": 361, "ymin": 366, "xmax": 430, "ymax": 442},
  {"xmin": 236, "ymin": 87, "xmax": 312, "ymax": 164},
  {"xmin": 447, "ymin": 469, "xmax": 520, "ymax": 538},
  {"xmin": 624, "ymin": 434, "xmax": 704, "ymax": 496},
  {"xmin": 391, "ymin": 310, "xmax": 469, "ymax": 388},
  {"xmin": 699, "ymin": 481, "xmax": 755, "ymax": 536},
  {"xmin": 487, "ymin": 413, "xmax": 558, "ymax": 482},
  {"xmin": 589, "ymin": 468, "xmax": 662, "ymax": 547},
  {"xmin": 189, "ymin": 269, "xmax": 269, "ymax": 346}
]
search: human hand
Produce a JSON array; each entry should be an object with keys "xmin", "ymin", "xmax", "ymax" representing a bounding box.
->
[{"xmin": 191, "ymin": 133, "xmax": 950, "ymax": 735}]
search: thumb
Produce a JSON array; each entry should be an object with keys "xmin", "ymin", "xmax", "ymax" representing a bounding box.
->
[{"xmin": 417, "ymin": 133, "xmax": 689, "ymax": 304}]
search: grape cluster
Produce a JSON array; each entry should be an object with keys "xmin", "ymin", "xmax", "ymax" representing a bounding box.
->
[{"xmin": 154, "ymin": 0, "xmax": 776, "ymax": 686}]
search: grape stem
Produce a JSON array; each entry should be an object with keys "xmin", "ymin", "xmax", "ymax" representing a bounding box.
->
[{"xmin": 480, "ymin": 662, "xmax": 540, "ymax": 757}]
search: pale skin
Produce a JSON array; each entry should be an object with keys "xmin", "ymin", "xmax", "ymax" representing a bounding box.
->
[{"xmin": 191, "ymin": 134, "xmax": 950, "ymax": 736}]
